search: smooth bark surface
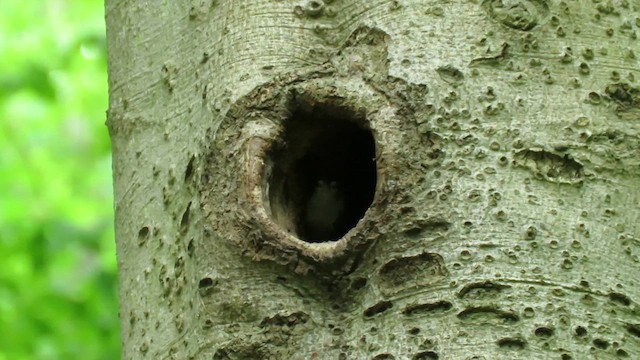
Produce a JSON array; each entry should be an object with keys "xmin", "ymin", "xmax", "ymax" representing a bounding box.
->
[{"xmin": 106, "ymin": 0, "xmax": 640, "ymax": 359}]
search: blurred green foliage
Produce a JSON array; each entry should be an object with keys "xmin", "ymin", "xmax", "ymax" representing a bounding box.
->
[{"xmin": 0, "ymin": 1, "xmax": 119, "ymax": 359}]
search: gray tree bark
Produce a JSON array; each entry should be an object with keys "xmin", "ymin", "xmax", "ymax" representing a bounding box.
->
[{"xmin": 106, "ymin": 0, "xmax": 640, "ymax": 359}]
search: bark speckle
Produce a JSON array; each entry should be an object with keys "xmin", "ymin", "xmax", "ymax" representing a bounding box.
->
[
  {"xmin": 458, "ymin": 281, "xmax": 511, "ymax": 299},
  {"xmin": 587, "ymin": 91, "xmax": 602, "ymax": 104},
  {"xmin": 605, "ymin": 82, "xmax": 640, "ymax": 107},
  {"xmin": 534, "ymin": 326, "xmax": 554, "ymax": 337},
  {"xmin": 139, "ymin": 341, "xmax": 149, "ymax": 354},
  {"xmin": 363, "ymin": 300, "xmax": 393, "ymax": 318},
  {"xmin": 496, "ymin": 336, "xmax": 526, "ymax": 350},
  {"xmin": 436, "ymin": 65, "xmax": 464, "ymax": 87},
  {"xmin": 412, "ymin": 350, "xmax": 439, "ymax": 359},
  {"xmin": 457, "ymin": 306, "xmax": 520, "ymax": 324},
  {"xmin": 522, "ymin": 225, "xmax": 537, "ymax": 240},
  {"xmin": 608, "ymin": 292, "xmax": 631, "ymax": 306},
  {"xmin": 626, "ymin": 324, "xmax": 640, "ymax": 338},
  {"xmin": 138, "ymin": 226, "xmax": 150, "ymax": 246},
  {"xmin": 294, "ymin": 0, "xmax": 324, "ymax": 18},
  {"xmin": 350, "ymin": 277, "xmax": 367, "ymax": 290},
  {"xmin": 403, "ymin": 301, "xmax": 453, "ymax": 316},
  {"xmin": 523, "ymin": 307, "xmax": 535, "ymax": 318},
  {"xmin": 161, "ymin": 62, "xmax": 178, "ymax": 93},
  {"xmin": 189, "ymin": 0, "xmax": 215, "ymax": 20},
  {"xmin": 575, "ymin": 326, "xmax": 588, "ymax": 337},
  {"xmin": 378, "ymin": 252, "xmax": 448, "ymax": 291},
  {"xmin": 198, "ymin": 277, "xmax": 217, "ymax": 297},
  {"xmin": 482, "ymin": 0, "xmax": 548, "ymax": 31},
  {"xmin": 513, "ymin": 148, "xmax": 585, "ymax": 185},
  {"xmin": 372, "ymin": 353, "xmax": 395, "ymax": 360},
  {"xmin": 593, "ymin": 338, "xmax": 610, "ymax": 349},
  {"xmin": 616, "ymin": 348, "xmax": 630, "ymax": 357},
  {"xmin": 202, "ymin": 319, "xmax": 213, "ymax": 329},
  {"xmin": 185, "ymin": 155, "xmax": 196, "ymax": 182},
  {"xmin": 180, "ymin": 202, "xmax": 192, "ymax": 234},
  {"xmin": 260, "ymin": 311, "xmax": 310, "ymax": 327}
]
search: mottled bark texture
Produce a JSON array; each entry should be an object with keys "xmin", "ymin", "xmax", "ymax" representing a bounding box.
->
[{"xmin": 106, "ymin": 0, "xmax": 640, "ymax": 359}]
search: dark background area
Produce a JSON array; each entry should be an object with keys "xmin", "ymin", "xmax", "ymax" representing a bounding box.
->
[{"xmin": 0, "ymin": 1, "xmax": 119, "ymax": 358}]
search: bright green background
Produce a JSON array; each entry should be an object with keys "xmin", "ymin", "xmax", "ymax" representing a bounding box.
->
[{"xmin": 0, "ymin": 1, "xmax": 119, "ymax": 359}]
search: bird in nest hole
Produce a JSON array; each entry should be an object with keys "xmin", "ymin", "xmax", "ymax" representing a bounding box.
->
[{"xmin": 304, "ymin": 180, "xmax": 346, "ymax": 241}]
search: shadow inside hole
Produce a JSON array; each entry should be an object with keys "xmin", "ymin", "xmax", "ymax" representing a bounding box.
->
[{"xmin": 266, "ymin": 105, "xmax": 377, "ymax": 243}]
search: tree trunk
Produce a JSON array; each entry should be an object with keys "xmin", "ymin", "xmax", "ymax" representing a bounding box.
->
[{"xmin": 106, "ymin": 0, "xmax": 640, "ymax": 359}]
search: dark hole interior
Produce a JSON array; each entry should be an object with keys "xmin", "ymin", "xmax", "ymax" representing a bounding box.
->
[{"xmin": 266, "ymin": 105, "xmax": 377, "ymax": 243}]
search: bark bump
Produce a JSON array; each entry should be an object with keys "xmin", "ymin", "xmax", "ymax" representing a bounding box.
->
[
  {"xmin": 378, "ymin": 252, "xmax": 449, "ymax": 294},
  {"xmin": 482, "ymin": 0, "xmax": 549, "ymax": 31}
]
